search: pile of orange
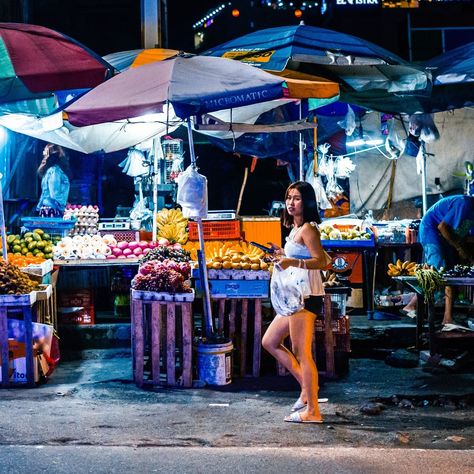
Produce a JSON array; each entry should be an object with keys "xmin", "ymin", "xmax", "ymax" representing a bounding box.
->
[{"xmin": 7, "ymin": 254, "xmax": 45, "ymax": 268}]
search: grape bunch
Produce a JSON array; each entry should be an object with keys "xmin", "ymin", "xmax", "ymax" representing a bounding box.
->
[
  {"xmin": 139, "ymin": 246, "xmax": 190, "ymax": 264},
  {"xmin": 132, "ymin": 267, "xmax": 191, "ymax": 293}
]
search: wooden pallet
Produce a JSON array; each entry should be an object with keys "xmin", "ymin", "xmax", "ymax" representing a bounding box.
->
[
  {"xmin": 131, "ymin": 292, "xmax": 193, "ymax": 388},
  {"xmin": 211, "ymin": 298, "xmax": 263, "ymax": 378}
]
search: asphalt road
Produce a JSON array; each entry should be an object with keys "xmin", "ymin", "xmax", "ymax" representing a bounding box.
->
[
  {"xmin": 1, "ymin": 353, "xmax": 473, "ymax": 472},
  {"xmin": 1, "ymin": 446, "xmax": 473, "ymax": 474}
]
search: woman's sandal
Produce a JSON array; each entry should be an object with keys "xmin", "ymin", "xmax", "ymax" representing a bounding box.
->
[
  {"xmin": 291, "ymin": 397, "xmax": 329, "ymax": 411},
  {"xmin": 284, "ymin": 411, "xmax": 323, "ymax": 424}
]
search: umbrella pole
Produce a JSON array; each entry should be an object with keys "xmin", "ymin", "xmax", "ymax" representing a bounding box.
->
[
  {"xmin": 186, "ymin": 119, "xmax": 214, "ymax": 338},
  {"xmin": 420, "ymin": 141, "xmax": 428, "ymax": 216},
  {"xmin": 299, "ymin": 101, "xmax": 304, "ymax": 181},
  {"xmin": 152, "ymin": 137, "xmax": 161, "ymax": 242},
  {"xmin": 0, "ymin": 176, "xmax": 8, "ymax": 262}
]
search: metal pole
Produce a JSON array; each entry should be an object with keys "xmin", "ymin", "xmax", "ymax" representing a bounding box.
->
[
  {"xmin": 152, "ymin": 137, "xmax": 161, "ymax": 242},
  {"xmin": 0, "ymin": 175, "xmax": 8, "ymax": 263},
  {"xmin": 407, "ymin": 12, "xmax": 412, "ymax": 62},
  {"xmin": 21, "ymin": 0, "xmax": 30, "ymax": 23},
  {"xmin": 420, "ymin": 141, "xmax": 428, "ymax": 216},
  {"xmin": 186, "ymin": 119, "xmax": 214, "ymax": 338},
  {"xmin": 299, "ymin": 101, "xmax": 304, "ymax": 181},
  {"xmin": 141, "ymin": 0, "xmax": 160, "ymax": 48}
]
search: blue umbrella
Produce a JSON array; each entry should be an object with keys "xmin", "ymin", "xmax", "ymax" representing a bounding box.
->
[{"xmin": 203, "ymin": 23, "xmax": 430, "ymax": 114}]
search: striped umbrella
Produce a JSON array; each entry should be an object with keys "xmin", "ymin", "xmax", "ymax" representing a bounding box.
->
[{"xmin": 0, "ymin": 22, "xmax": 115, "ymax": 114}]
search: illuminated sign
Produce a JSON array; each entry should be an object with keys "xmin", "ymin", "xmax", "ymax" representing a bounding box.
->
[{"xmin": 336, "ymin": 0, "xmax": 379, "ymax": 5}]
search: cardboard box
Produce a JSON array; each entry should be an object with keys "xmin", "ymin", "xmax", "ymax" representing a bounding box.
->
[{"xmin": 0, "ymin": 320, "xmax": 53, "ymax": 384}]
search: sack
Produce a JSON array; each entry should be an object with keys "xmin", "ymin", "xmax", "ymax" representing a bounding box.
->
[{"xmin": 270, "ymin": 266, "xmax": 311, "ymax": 316}]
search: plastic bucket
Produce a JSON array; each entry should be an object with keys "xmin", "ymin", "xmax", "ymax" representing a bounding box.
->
[{"xmin": 197, "ymin": 340, "xmax": 233, "ymax": 386}]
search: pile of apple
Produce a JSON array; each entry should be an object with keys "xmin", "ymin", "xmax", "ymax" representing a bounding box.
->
[
  {"xmin": 106, "ymin": 238, "xmax": 178, "ymax": 260},
  {"xmin": 106, "ymin": 240, "xmax": 157, "ymax": 260}
]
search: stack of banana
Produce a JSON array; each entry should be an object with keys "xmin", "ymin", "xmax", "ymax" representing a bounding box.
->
[
  {"xmin": 156, "ymin": 208, "xmax": 188, "ymax": 244},
  {"xmin": 184, "ymin": 240, "xmax": 269, "ymax": 270},
  {"xmin": 387, "ymin": 259, "xmax": 417, "ymax": 277}
]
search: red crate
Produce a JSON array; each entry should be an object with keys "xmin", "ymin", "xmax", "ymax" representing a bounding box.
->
[
  {"xmin": 188, "ymin": 220, "xmax": 241, "ymax": 240},
  {"xmin": 58, "ymin": 290, "xmax": 93, "ymax": 308}
]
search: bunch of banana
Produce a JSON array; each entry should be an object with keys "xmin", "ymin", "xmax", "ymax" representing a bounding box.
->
[
  {"xmin": 387, "ymin": 259, "xmax": 417, "ymax": 277},
  {"xmin": 156, "ymin": 208, "xmax": 188, "ymax": 244},
  {"xmin": 157, "ymin": 222, "xmax": 188, "ymax": 244},
  {"xmin": 183, "ymin": 240, "xmax": 263, "ymax": 261},
  {"xmin": 156, "ymin": 208, "xmax": 188, "ymax": 230}
]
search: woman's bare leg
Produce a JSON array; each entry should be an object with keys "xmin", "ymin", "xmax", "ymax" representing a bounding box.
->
[
  {"xmin": 289, "ymin": 309, "xmax": 322, "ymax": 422},
  {"xmin": 262, "ymin": 314, "xmax": 303, "ymax": 387}
]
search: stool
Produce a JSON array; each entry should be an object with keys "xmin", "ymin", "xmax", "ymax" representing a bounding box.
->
[
  {"xmin": 131, "ymin": 293, "xmax": 193, "ymax": 388},
  {"xmin": 212, "ymin": 298, "xmax": 262, "ymax": 377}
]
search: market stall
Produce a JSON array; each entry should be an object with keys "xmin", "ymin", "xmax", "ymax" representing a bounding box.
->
[{"xmin": 394, "ymin": 274, "xmax": 474, "ymax": 355}]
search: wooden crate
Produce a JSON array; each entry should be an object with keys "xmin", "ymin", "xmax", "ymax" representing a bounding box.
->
[
  {"xmin": 0, "ymin": 294, "xmax": 36, "ymax": 388},
  {"xmin": 211, "ymin": 298, "xmax": 263, "ymax": 378},
  {"xmin": 131, "ymin": 292, "xmax": 193, "ymax": 388}
]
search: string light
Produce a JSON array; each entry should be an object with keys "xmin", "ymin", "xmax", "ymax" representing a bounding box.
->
[{"xmin": 193, "ymin": 3, "xmax": 231, "ymax": 30}]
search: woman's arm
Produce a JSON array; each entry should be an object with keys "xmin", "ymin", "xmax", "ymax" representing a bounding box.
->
[{"xmin": 300, "ymin": 223, "xmax": 329, "ymax": 270}]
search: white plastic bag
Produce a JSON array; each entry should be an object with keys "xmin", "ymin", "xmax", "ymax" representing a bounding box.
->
[
  {"xmin": 176, "ymin": 165, "xmax": 208, "ymax": 218},
  {"xmin": 270, "ymin": 266, "xmax": 311, "ymax": 317}
]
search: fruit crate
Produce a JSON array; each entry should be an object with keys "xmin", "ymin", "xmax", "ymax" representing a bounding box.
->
[{"xmin": 188, "ymin": 220, "xmax": 241, "ymax": 241}]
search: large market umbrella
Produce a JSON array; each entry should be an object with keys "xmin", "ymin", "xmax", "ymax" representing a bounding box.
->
[
  {"xmin": 66, "ymin": 54, "xmax": 303, "ymax": 339},
  {"xmin": 0, "ymin": 23, "xmax": 115, "ymax": 263},
  {"xmin": 202, "ymin": 23, "xmax": 430, "ymax": 114},
  {"xmin": 0, "ymin": 22, "xmax": 115, "ymax": 114},
  {"xmin": 103, "ymin": 48, "xmax": 180, "ymax": 72}
]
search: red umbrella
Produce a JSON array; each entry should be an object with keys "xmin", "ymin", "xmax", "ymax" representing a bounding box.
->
[
  {"xmin": 0, "ymin": 23, "xmax": 115, "ymax": 262},
  {"xmin": 0, "ymin": 22, "xmax": 115, "ymax": 109}
]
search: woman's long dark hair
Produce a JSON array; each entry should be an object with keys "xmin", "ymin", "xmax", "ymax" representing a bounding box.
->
[
  {"xmin": 37, "ymin": 144, "xmax": 71, "ymax": 179},
  {"xmin": 281, "ymin": 181, "xmax": 321, "ymax": 228}
]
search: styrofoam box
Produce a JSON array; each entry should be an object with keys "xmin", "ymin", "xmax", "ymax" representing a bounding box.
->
[
  {"xmin": 195, "ymin": 278, "xmax": 269, "ymax": 299},
  {"xmin": 132, "ymin": 288, "xmax": 195, "ymax": 302}
]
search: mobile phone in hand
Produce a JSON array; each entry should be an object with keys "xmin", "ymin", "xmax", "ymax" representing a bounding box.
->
[{"xmin": 250, "ymin": 241, "xmax": 274, "ymax": 254}]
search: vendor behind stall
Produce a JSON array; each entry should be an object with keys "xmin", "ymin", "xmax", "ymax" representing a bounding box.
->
[
  {"xmin": 403, "ymin": 194, "xmax": 474, "ymax": 324},
  {"xmin": 36, "ymin": 144, "xmax": 71, "ymax": 217}
]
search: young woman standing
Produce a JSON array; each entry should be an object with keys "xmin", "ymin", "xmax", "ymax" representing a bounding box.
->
[{"xmin": 262, "ymin": 181, "xmax": 329, "ymax": 423}]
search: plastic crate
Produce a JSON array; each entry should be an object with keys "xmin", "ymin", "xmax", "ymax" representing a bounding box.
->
[
  {"xmin": 188, "ymin": 220, "xmax": 241, "ymax": 240},
  {"xmin": 21, "ymin": 217, "xmax": 76, "ymax": 238}
]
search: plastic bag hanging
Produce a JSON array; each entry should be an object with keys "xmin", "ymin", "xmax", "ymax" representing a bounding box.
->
[
  {"xmin": 176, "ymin": 165, "xmax": 208, "ymax": 219},
  {"xmin": 385, "ymin": 118, "xmax": 406, "ymax": 160},
  {"xmin": 337, "ymin": 105, "xmax": 356, "ymax": 137},
  {"xmin": 118, "ymin": 147, "xmax": 149, "ymax": 177},
  {"xmin": 305, "ymin": 165, "xmax": 332, "ymax": 210}
]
